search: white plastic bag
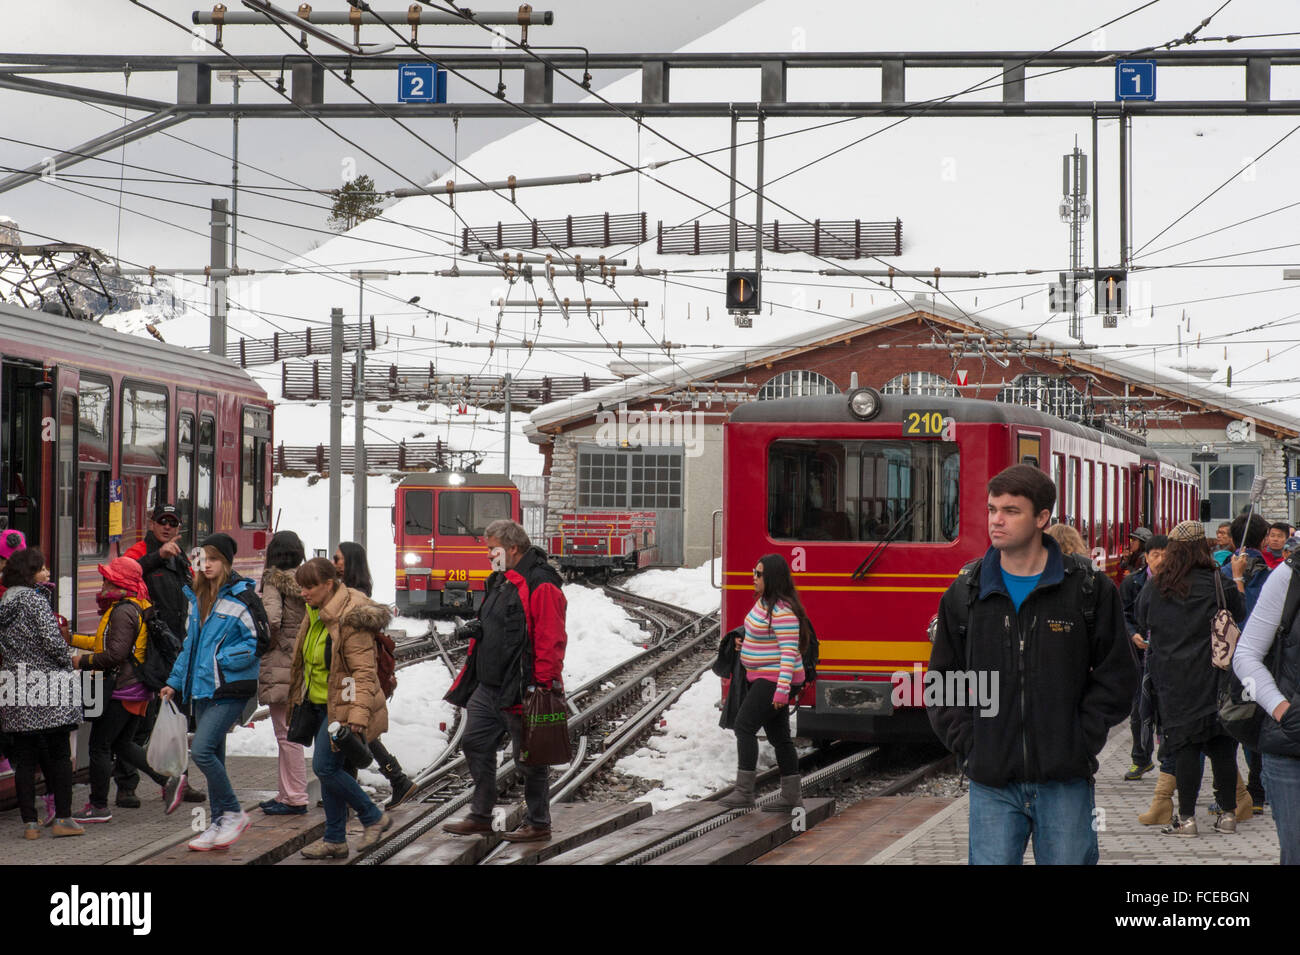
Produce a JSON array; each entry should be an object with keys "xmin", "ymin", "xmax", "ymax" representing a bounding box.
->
[{"xmin": 146, "ymin": 698, "xmax": 189, "ymax": 779}]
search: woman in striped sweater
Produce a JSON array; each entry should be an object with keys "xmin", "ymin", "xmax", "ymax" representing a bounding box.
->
[{"xmin": 720, "ymin": 554, "xmax": 809, "ymax": 812}]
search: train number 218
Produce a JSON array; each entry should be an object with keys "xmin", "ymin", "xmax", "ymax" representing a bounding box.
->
[{"xmin": 447, "ymin": 569, "xmax": 468, "ymax": 582}]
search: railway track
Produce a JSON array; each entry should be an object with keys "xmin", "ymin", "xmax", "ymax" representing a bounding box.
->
[{"xmin": 350, "ymin": 589, "xmax": 719, "ymax": 865}]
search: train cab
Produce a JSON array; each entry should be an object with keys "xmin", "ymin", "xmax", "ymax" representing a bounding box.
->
[
  {"xmin": 393, "ymin": 472, "xmax": 521, "ymax": 616},
  {"xmin": 721, "ymin": 388, "xmax": 1197, "ymax": 744}
]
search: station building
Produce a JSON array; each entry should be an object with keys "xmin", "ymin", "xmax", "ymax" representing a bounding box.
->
[{"xmin": 525, "ymin": 295, "xmax": 1300, "ymax": 568}]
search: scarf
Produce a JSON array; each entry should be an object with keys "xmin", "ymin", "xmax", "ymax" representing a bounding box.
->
[{"xmin": 96, "ymin": 586, "xmax": 135, "ymax": 615}]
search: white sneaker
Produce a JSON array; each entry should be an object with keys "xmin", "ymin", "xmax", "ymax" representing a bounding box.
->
[
  {"xmin": 210, "ymin": 810, "xmax": 251, "ymax": 849},
  {"xmin": 188, "ymin": 821, "xmax": 223, "ymax": 852}
]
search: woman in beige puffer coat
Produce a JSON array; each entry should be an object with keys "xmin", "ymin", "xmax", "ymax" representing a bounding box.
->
[{"xmin": 257, "ymin": 531, "xmax": 309, "ymax": 815}]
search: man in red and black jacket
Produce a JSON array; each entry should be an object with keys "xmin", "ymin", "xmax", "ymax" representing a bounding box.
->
[
  {"xmin": 443, "ymin": 520, "xmax": 567, "ymax": 843},
  {"xmin": 119, "ymin": 503, "xmax": 206, "ymax": 807}
]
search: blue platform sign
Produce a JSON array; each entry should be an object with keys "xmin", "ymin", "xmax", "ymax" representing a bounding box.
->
[
  {"xmin": 398, "ymin": 62, "xmax": 447, "ymax": 103},
  {"xmin": 1286, "ymin": 476, "xmax": 1300, "ymax": 494},
  {"xmin": 1116, "ymin": 60, "xmax": 1156, "ymax": 101}
]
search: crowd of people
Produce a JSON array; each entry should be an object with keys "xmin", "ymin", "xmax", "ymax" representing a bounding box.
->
[
  {"xmin": 0, "ymin": 503, "xmax": 572, "ymax": 858},
  {"xmin": 927, "ymin": 463, "xmax": 1300, "ymax": 864}
]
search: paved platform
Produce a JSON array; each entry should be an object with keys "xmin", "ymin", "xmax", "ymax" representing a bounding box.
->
[
  {"xmin": 869, "ymin": 724, "xmax": 1282, "ymax": 865},
  {"xmin": 0, "ymin": 756, "xmax": 291, "ymax": 864},
  {"xmin": 753, "ymin": 796, "xmax": 957, "ymax": 865}
]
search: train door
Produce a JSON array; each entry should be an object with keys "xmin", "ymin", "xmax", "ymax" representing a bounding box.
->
[
  {"xmin": 176, "ymin": 390, "xmax": 198, "ymax": 554},
  {"xmin": 0, "ymin": 358, "xmax": 52, "ymax": 546},
  {"xmin": 56, "ymin": 367, "xmax": 79, "ymax": 630}
]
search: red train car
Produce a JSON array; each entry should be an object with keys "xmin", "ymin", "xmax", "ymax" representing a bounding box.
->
[
  {"xmin": 550, "ymin": 510, "xmax": 658, "ymax": 580},
  {"xmin": 393, "ymin": 472, "xmax": 520, "ymax": 615},
  {"xmin": 720, "ymin": 388, "xmax": 1197, "ymax": 743},
  {"xmin": 0, "ymin": 299, "xmax": 273, "ymax": 805},
  {"xmin": 0, "ymin": 301, "xmax": 274, "ymax": 631}
]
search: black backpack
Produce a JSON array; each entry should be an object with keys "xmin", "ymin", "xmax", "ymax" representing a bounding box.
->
[
  {"xmin": 136, "ymin": 605, "xmax": 183, "ymax": 692},
  {"xmin": 800, "ymin": 618, "xmax": 820, "ymax": 686}
]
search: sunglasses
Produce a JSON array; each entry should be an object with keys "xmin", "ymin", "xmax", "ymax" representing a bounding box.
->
[
  {"xmin": 753, "ymin": 569, "xmax": 764, "ymax": 578},
  {"xmin": 158, "ymin": 518, "xmax": 180, "ymax": 528}
]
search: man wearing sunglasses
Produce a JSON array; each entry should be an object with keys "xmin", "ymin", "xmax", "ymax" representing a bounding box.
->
[{"xmin": 118, "ymin": 503, "xmax": 207, "ymax": 807}]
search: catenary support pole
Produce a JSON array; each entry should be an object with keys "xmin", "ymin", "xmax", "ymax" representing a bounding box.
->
[
  {"xmin": 209, "ymin": 198, "xmax": 228, "ymax": 356},
  {"xmin": 330, "ymin": 307, "xmax": 343, "ymax": 554}
]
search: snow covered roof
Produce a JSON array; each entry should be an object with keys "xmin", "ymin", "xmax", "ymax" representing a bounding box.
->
[{"xmin": 524, "ymin": 293, "xmax": 1300, "ymax": 442}]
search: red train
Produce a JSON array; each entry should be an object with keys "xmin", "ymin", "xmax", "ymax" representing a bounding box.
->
[
  {"xmin": 392, "ymin": 472, "xmax": 520, "ymax": 615},
  {"xmin": 549, "ymin": 510, "xmax": 659, "ymax": 580},
  {"xmin": 0, "ymin": 299, "xmax": 274, "ymax": 804},
  {"xmin": 720, "ymin": 388, "xmax": 1198, "ymax": 743}
]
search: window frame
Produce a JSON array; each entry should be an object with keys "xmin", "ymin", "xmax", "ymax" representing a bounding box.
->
[
  {"xmin": 76, "ymin": 373, "xmax": 114, "ymax": 559},
  {"xmin": 240, "ymin": 405, "xmax": 271, "ymax": 528}
]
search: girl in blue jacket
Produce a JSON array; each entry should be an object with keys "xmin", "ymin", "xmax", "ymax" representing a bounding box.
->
[{"xmin": 161, "ymin": 533, "xmax": 268, "ymax": 852}]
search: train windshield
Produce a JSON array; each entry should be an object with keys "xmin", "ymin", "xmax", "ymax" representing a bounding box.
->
[
  {"xmin": 768, "ymin": 439, "xmax": 960, "ymax": 542},
  {"xmin": 404, "ymin": 490, "xmax": 434, "ymax": 535},
  {"xmin": 437, "ymin": 491, "xmax": 512, "ymax": 537}
]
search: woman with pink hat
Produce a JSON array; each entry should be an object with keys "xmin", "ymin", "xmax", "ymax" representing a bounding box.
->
[{"xmin": 69, "ymin": 556, "xmax": 184, "ymax": 823}]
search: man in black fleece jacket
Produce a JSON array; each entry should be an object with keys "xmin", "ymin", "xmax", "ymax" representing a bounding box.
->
[{"xmin": 927, "ymin": 465, "xmax": 1134, "ymax": 865}]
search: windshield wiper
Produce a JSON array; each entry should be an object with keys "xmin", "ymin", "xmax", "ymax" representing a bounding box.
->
[
  {"xmin": 850, "ymin": 500, "xmax": 919, "ymax": 581},
  {"xmin": 456, "ymin": 516, "xmax": 482, "ymax": 542}
]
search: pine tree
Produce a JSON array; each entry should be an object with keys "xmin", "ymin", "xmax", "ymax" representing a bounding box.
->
[{"xmin": 328, "ymin": 174, "xmax": 384, "ymax": 232}]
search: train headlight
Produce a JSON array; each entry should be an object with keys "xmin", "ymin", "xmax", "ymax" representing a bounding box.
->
[
  {"xmin": 848, "ymin": 387, "xmax": 882, "ymax": 420},
  {"xmin": 403, "ymin": 552, "xmax": 421, "ymax": 566},
  {"xmin": 448, "ymin": 472, "xmax": 465, "ymax": 485},
  {"xmin": 926, "ymin": 614, "xmax": 939, "ymax": 643}
]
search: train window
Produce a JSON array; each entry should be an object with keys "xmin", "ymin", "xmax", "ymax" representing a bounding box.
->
[
  {"xmin": 767, "ymin": 439, "xmax": 959, "ymax": 543},
  {"xmin": 404, "ymin": 490, "xmax": 434, "ymax": 535},
  {"xmin": 1112, "ymin": 465, "xmax": 1120, "ymax": 548},
  {"xmin": 196, "ymin": 415, "xmax": 215, "ymax": 541},
  {"xmin": 119, "ymin": 382, "xmax": 168, "ymax": 551},
  {"xmin": 120, "ymin": 382, "xmax": 168, "ymax": 470},
  {"xmin": 78, "ymin": 376, "xmax": 111, "ymax": 467},
  {"xmin": 177, "ymin": 414, "xmax": 194, "ymax": 551},
  {"xmin": 1051, "ymin": 454, "xmax": 1065, "ymax": 520},
  {"xmin": 1066, "ymin": 457, "xmax": 1079, "ymax": 527},
  {"xmin": 241, "ymin": 407, "xmax": 271, "ymax": 526},
  {"xmin": 1100, "ymin": 465, "xmax": 1109, "ymax": 554},
  {"xmin": 438, "ymin": 491, "xmax": 512, "ymax": 537},
  {"xmin": 77, "ymin": 375, "xmax": 112, "ymax": 559},
  {"xmin": 1016, "ymin": 434, "xmax": 1041, "ymax": 468}
]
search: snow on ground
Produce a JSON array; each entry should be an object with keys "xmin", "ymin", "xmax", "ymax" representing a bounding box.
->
[
  {"xmin": 269, "ymin": 472, "xmax": 403, "ymax": 604},
  {"xmin": 559, "ymin": 584, "xmax": 648, "ymax": 687},
  {"xmin": 620, "ymin": 559, "xmax": 721, "ymax": 615},
  {"xmin": 613, "ymin": 675, "xmax": 778, "ymax": 811},
  {"xmin": 224, "ymin": 659, "xmax": 457, "ymax": 787}
]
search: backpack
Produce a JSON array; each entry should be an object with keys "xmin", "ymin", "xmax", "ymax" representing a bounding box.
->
[
  {"xmin": 373, "ymin": 630, "xmax": 398, "ymax": 699},
  {"xmin": 955, "ymin": 552, "xmax": 1099, "ymax": 646},
  {"xmin": 228, "ymin": 579, "xmax": 271, "ymax": 657},
  {"xmin": 1220, "ymin": 556, "xmax": 1300, "ymax": 747},
  {"xmin": 136, "ymin": 605, "xmax": 183, "ymax": 692}
]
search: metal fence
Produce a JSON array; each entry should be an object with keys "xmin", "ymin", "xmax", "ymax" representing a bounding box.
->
[
  {"xmin": 280, "ymin": 361, "xmax": 615, "ymax": 409},
  {"xmin": 657, "ymin": 218, "xmax": 901, "ymax": 258},
  {"xmin": 513, "ymin": 474, "xmax": 550, "ymax": 544},
  {"xmin": 274, "ymin": 440, "xmax": 482, "ymax": 475},
  {"xmin": 462, "ymin": 212, "xmax": 647, "ymax": 253},
  {"xmin": 224, "ymin": 317, "xmax": 376, "ymax": 368}
]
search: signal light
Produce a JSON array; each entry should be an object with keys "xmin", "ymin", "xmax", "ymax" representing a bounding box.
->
[
  {"xmin": 726, "ymin": 270, "xmax": 760, "ymax": 313},
  {"xmin": 1095, "ymin": 268, "xmax": 1126, "ymax": 314}
]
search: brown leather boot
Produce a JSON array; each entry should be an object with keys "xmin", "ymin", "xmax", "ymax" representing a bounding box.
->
[
  {"xmin": 1138, "ymin": 772, "xmax": 1175, "ymax": 826},
  {"xmin": 1235, "ymin": 772, "xmax": 1253, "ymax": 822}
]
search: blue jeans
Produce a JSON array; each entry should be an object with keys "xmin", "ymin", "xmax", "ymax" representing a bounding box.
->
[
  {"xmin": 191, "ymin": 697, "xmax": 247, "ymax": 819},
  {"xmin": 311, "ymin": 703, "xmax": 382, "ymax": 844},
  {"xmin": 1261, "ymin": 753, "xmax": 1300, "ymax": 865},
  {"xmin": 968, "ymin": 779, "xmax": 1099, "ymax": 865}
]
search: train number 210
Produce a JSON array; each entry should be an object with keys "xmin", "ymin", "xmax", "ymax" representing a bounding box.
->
[{"xmin": 903, "ymin": 411, "xmax": 954, "ymax": 438}]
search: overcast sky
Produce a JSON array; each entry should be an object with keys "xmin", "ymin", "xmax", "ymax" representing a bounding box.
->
[{"xmin": 1, "ymin": 0, "xmax": 760, "ymax": 270}]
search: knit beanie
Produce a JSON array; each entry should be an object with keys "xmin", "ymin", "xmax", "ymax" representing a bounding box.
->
[{"xmin": 201, "ymin": 533, "xmax": 237, "ymax": 565}]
